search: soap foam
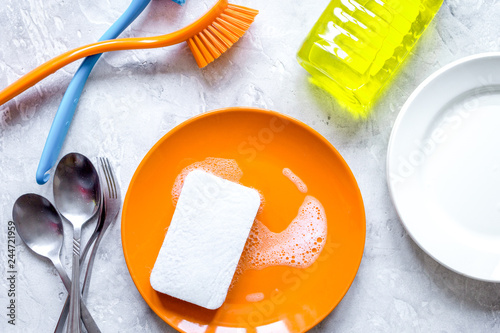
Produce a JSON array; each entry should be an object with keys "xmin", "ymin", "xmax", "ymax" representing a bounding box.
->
[
  {"xmin": 238, "ymin": 195, "xmax": 327, "ymax": 271},
  {"xmin": 172, "ymin": 157, "xmax": 265, "ymax": 213},
  {"xmin": 171, "ymin": 159, "xmax": 327, "ymax": 274},
  {"xmin": 172, "ymin": 158, "xmax": 243, "ymax": 205},
  {"xmin": 283, "ymin": 168, "xmax": 308, "ymax": 193},
  {"xmin": 245, "ymin": 292, "xmax": 265, "ymax": 302}
]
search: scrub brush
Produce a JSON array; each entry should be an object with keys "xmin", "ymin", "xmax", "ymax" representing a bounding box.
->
[{"xmin": 0, "ymin": 0, "xmax": 258, "ymax": 105}]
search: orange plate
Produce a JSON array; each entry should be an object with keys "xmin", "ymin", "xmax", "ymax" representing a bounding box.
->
[{"xmin": 122, "ymin": 107, "xmax": 365, "ymax": 333}]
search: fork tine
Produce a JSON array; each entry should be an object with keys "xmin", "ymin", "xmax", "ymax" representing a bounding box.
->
[
  {"xmin": 100, "ymin": 157, "xmax": 113, "ymax": 199},
  {"xmin": 104, "ymin": 158, "xmax": 118, "ymax": 199}
]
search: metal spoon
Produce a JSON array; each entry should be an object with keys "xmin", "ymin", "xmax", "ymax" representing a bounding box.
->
[
  {"xmin": 56, "ymin": 157, "xmax": 121, "ymax": 329},
  {"xmin": 53, "ymin": 153, "xmax": 100, "ymax": 333},
  {"xmin": 12, "ymin": 193, "xmax": 100, "ymax": 332}
]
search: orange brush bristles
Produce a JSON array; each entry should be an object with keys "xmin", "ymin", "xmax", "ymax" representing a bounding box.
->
[{"xmin": 187, "ymin": 3, "xmax": 258, "ymax": 68}]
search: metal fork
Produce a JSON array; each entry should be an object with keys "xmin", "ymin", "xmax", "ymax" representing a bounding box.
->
[
  {"xmin": 82, "ymin": 157, "xmax": 121, "ymax": 295},
  {"xmin": 54, "ymin": 157, "xmax": 121, "ymax": 333}
]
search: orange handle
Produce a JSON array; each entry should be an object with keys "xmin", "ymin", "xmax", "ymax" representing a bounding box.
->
[
  {"xmin": 0, "ymin": 37, "xmax": 171, "ymax": 105},
  {"xmin": 0, "ymin": 0, "xmax": 228, "ymax": 105}
]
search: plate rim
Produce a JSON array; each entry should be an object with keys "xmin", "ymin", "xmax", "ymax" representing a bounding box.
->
[
  {"xmin": 386, "ymin": 52, "xmax": 500, "ymax": 282},
  {"xmin": 122, "ymin": 106, "xmax": 366, "ymax": 332}
]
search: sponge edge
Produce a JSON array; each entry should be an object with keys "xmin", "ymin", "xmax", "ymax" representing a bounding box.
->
[
  {"xmin": 170, "ymin": 0, "xmax": 185, "ymax": 5},
  {"xmin": 150, "ymin": 170, "xmax": 261, "ymax": 310}
]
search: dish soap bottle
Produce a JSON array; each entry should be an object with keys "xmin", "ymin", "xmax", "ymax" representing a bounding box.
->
[{"xmin": 297, "ymin": 0, "xmax": 443, "ymax": 117}]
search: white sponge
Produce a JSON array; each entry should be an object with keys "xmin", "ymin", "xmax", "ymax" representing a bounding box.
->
[{"xmin": 150, "ymin": 170, "xmax": 260, "ymax": 309}]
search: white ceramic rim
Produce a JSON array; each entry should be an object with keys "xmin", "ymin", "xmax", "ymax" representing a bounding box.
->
[{"xmin": 387, "ymin": 52, "xmax": 500, "ymax": 283}]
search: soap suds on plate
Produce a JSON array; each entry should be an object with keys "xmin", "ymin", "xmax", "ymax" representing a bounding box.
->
[
  {"xmin": 283, "ymin": 167, "xmax": 308, "ymax": 193},
  {"xmin": 238, "ymin": 195, "xmax": 327, "ymax": 271},
  {"xmin": 171, "ymin": 158, "xmax": 328, "ymax": 275},
  {"xmin": 172, "ymin": 157, "xmax": 265, "ymax": 213},
  {"xmin": 245, "ymin": 292, "xmax": 265, "ymax": 302},
  {"xmin": 172, "ymin": 157, "xmax": 243, "ymax": 205}
]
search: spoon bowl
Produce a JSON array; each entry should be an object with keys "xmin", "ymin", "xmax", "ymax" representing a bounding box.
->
[
  {"xmin": 13, "ymin": 193, "xmax": 64, "ymax": 261},
  {"xmin": 53, "ymin": 153, "xmax": 100, "ymax": 225}
]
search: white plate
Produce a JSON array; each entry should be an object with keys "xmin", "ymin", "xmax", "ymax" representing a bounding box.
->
[{"xmin": 387, "ymin": 53, "xmax": 500, "ymax": 282}]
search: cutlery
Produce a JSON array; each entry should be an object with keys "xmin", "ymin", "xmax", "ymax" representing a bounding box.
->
[
  {"xmin": 56, "ymin": 157, "xmax": 121, "ymax": 329},
  {"xmin": 53, "ymin": 153, "xmax": 101, "ymax": 333},
  {"xmin": 83, "ymin": 157, "xmax": 121, "ymax": 294},
  {"xmin": 12, "ymin": 194, "xmax": 100, "ymax": 332}
]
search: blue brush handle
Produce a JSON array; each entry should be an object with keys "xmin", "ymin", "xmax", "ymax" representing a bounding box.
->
[{"xmin": 36, "ymin": 0, "xmax": 165, "ymax": 184}]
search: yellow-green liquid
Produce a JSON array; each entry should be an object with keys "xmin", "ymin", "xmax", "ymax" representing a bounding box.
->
[{"xmin": 297, "ymin": 0, "xmax": 443, "ymax": 117}]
